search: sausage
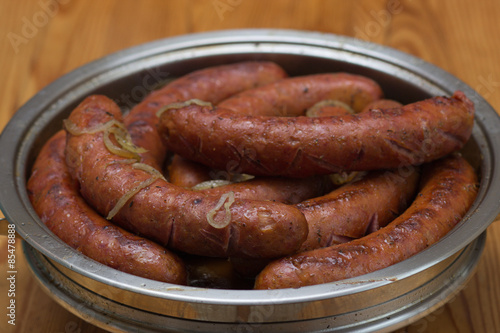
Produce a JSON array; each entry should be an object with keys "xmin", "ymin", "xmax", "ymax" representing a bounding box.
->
[
  {"xmin": 27, "ymin": 131, "xmax": 187, "ymax": 284},
  {"xmin": 297, "ymin": 167, "xmax": 420, "ymax": 251},
  {"xmin": 168, "ymin": 155, "xmax": 331, "ymax": 204},
  {"xmin": 200, "ymin": 175, "xmax": 331, "ymax": 205},
  {"xmin": 157, "ymin": 91, "xmax": 475, "ymax": 178},
  {"xmin": 361, "ymin": 99, "xmax": 403, "ymax": 113},
  {"xmin": 306, "ymin": 98, "xmax": 402, "ymax": 118},
  {"xmin": 168, "ymin": 155, "xmax": 212, "ymax": 188},
  {"xmin": 230, "ymin": 167, "xmax": 419, "ymax": 276},
  {"xmin": 254, "ymin": 154, "xmax": 478, "ymax": 289},
  {"xmin": 164, "ymin": 72, "xmax": 379, "ymax": 199},
  {"xmin": 124, "ymin": 61, "xmax": 288, "ymax": 169},
  {"xmin": 217, "ymin": 73, "xmax": 384, "ymax": 116},
  {"xmin": 64, "ymin": 95, "xmax": 308, "ymax": 259}
]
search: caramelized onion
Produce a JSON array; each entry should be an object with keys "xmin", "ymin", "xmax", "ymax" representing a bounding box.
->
[
  {"xmin": 156, "ymin": 99, "xmax": 213, "ymax": 118},
  {"xmin": 64, "ymin": 118, "xmax": 148, "ymax": 161},
  {"xmin": 63, "ymin": 119, "xmax": 121, "ymax": 136},
  {"xmin": 106, "ymin": 176, "xmax": 159, "ymax": 220},
  {"xmin": 329, "ymin": 171, "xmax": 366, "ymax": 186},
  {"xmin": 108, "ymin": 126, "xmax": 147, "ymax": 154},
  {"xmin": 206, "ymin": 191, "xmax": 235, "ymax": 229},
  {"xmin": 229, "ymin": 173, "xmax": 255, "ymax": 182},
  {"xmin": 103, "ymin": 125, "xmax": 148, "ymax": 161},
  {"xmin": 191, "ymin": 180, "xmax": 233, "ymax": 191},
  {"xmin": 131, "ymin": 162, "xmax": 166, "ymax": 181},
  {"xmin": 306, "ymin": 100, "xmax": 355, "ymax": 117}
]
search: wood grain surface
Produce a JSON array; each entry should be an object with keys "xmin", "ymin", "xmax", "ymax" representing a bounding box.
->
[{"xmin": 1, "ymin": 0, "xmax": 499, "ymax": 332}]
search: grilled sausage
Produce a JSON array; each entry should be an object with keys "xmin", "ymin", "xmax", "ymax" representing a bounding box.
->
[
  {"xmin": 168, "ymin": 155, "xmax": 212, "ymax": 188},
  {"xmin": 124, "ymin": 61, "xmax": 288, "ymax": 169},
  {"xmin": 158, "ymin": 91, "xmax": 474, "ymax": 178},
  {"xmin": 298, "ymin": 167, "xmax": 420, "ymax": 251},
  {"xmin": 27, "ymin": 131, "xmax": 187, "ymax": 284},
  {"xmin": 254, "ymin": 154, "xmax": 478, "ymax": 289},
  {"xmin": 217, "ymin": 73, "xmax": 383, "ymax": 116},
  {"xmin": 168, "ymin": 154, "xmax": 331, "ymax": 204},
  {"xmin": 361, "ymin": 99, "xmax": 403, "ymax": 113},
  {"xmin": 64, "ymin": 95, "xmax": 308, "ymax": 259}
]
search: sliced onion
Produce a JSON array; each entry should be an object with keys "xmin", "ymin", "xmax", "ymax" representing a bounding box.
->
[
  {"xmin": 156, "ymin": 99, "xmax": 213, "ymax": 117},
  {"xmin": 106, "ymin": 176, "xmax": 159, "ymax": 220},
  {"xmin": 329, "ymin": 171, "xmax": 367, "ymax": 186},
  {"xmin": 229, "ymin": 173, "xmax": 255, "ymax": 183},
  {"xmin": 63, "ymin": 119, "xmax": 122, "ymax": 136},
  {"xmin": 206, "ymin": 191, "xmax": 235, "ymax": 229},
  {"xmin": 103, "ymin": 128, "xmax": 141, "ymax": 160},
  {"xmin": 192, "ymin": 179, "xmax": 233, "ymax": 191},
  {"xmin": 108, "ymin": 126, "xmax": 147, "ymax": 154},
  {"xmin": 109, "ymin": 159, "xmax": 137, "ymax": 165},
  {"xmin": 306, "ymin": 100, "xmax": 355, "ymax": 117},
  {"xmin": 131, "ymin": 162, "xmax": 166, "ymax": 181}
]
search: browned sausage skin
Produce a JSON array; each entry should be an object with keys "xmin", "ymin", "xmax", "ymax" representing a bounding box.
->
[
  {"xmin": 124, "ymin": 61, "xmax": 288, "ymax": 169},
  {"xmin": 254, "ymin": 154, "xmax": 478, "ymax": 289},
  {"xmin": 168, "ymin": 155, "xmax": 212, "ymax": 188},
  {"xmin": 298, "ymin": 167, "xmax": 420, "ymax": 251},
  {"xmin": 27, "ymin": 131, "xmax": 187, "ymax": 284},
  {"xmin": 217, "ymin": 73, "xmax": 384, "ymax": 116},
  {"xmin": 168, "ymin": 154, "xmax": 331, "ymax": 204},
  {"xmin": 158, "ymin": 91, "xmax": 474, "ymax": 178},
  {"xmin": 64, "ymin": 95, "xmax": 308, "ymax": 259},
  {"xmin": 361, "ymin": 99, "xmax": 403, "ymax": 113}
]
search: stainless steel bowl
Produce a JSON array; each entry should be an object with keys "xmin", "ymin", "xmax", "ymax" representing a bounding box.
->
[{"xmin": 1, "ymin": 29, "xmax": 499, "ymax": 333}]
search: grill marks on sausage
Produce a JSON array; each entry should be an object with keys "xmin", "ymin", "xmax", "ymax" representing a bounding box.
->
[
  {"xmin": 254, "ymin": 155, "xmax": 478, "ymax": 289},
  {"xmin": 27, "ymin": 131, "xmax": 187, "ymax": 284},
  {"xmin": 158, "ymin": 92, "xmax": 474, "ymax": 177},
  {"xmin": 65, "ymin": 95, "xmax": 308, "ymax": 259}
]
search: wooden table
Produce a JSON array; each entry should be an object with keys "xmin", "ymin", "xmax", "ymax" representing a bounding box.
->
[{"xmin": 1, "ymin": 1, "xmax": 499, "ymax": 332}]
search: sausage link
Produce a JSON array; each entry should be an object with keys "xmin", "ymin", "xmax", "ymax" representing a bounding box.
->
[
  {"xmin": 361, "ymin": 99, "xmax": 403, "ymax": 113},
  {"xmin": 65, "ymin": 95, "xmax": 308, "ymax": 259},
  {"xmin": 168, "ymin": 155, "xmax": 331, "ymax": 204},
  {"xmin": 254, "ymin": 154, "xmax": 478, "ymax": 289},
  {"xmin": 27, "ymin": 131, "xmax": 187, "ymax": 284},
  {"xmin": 202, "ymin": 175, "xmax": 331, "ymax": 205},
  {"xmin": 124, "ymin": 61, "xmax": 288, "ymax": 169},
  {"xmin": 298, "ymin": 167, "xmax": 420, "ymax": 251},
  {"xmin": 158, "ymin": 91, "xmax": 474, "ymax": 178},
  {"xmin": 168, "ymin": 155, "xmax": 212, "ymax": 188},
  {"xmin": 217, "ymin": 73, "xmax": 383, "ymax": 116}
]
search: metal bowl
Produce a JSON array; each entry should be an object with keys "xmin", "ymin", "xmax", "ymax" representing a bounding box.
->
[{"xmin": 1, "ymin": 29, "xmax": 499, "ymax": 333}]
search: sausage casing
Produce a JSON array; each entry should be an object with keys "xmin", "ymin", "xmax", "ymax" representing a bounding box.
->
[
  {"xmin": 27, "ymin": 131, "xmax": 187, "ymax": 284},
  {"xmin": 298, "ymin": 167, "xmax": 420, "ymax": 251},
  {"xmin": 254, "ymin": 154, "xmax": 478, "ymax": 289},
  {"xmin": 124, "ymin": 61, "xmax": 288, "ymax": 168},
  {"xmin": 65, "ymin": 95, "xmax": 308, "ymax": 259},
  {"xmin": 218, "ymin": 73, "xmax": 383, "ymax": 116},
  {"xmin": 158, "ymin": 91, "xmax": 474, "ymax": 177}
]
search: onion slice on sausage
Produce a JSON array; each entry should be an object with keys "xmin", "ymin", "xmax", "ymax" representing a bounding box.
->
[
  {"xmin": 206, "ymin": 191, "xmax": 235, "ymax": 229},
  {"xmin": 156, "ymin": 99, "xmax": 213, "ymax": 118},
  {"xmin": 106, "ymin": 176, "xmax": 160, "ymax": 220}
]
